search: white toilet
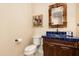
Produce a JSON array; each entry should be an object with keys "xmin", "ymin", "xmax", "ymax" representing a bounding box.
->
[{"xmin": 24, "ymin": 36, "xmax": 42, "ymax": 56}]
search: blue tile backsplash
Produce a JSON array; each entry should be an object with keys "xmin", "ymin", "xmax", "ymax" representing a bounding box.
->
[{"xmin": 46, "ymin": 31, "xmax": 66, "ymax": 37}]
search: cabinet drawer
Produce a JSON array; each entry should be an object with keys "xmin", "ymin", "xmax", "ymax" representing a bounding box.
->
[{"xmin": 43, "ymin": 39, "xmax": 77, "ymax": 48}]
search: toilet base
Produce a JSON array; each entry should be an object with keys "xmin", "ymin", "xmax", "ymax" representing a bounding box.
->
[{"xmin": 24, "ymin": 53, "xmax": 36, "ymax": 56}]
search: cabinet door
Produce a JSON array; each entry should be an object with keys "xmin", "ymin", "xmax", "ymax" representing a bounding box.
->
[
  {"xmin": 59, "ymin": 46, "xmax": 76, "ymax": 56},
  {"xmin": 43, "ymin": 43, "xmax": 56, "ymax": 56}
]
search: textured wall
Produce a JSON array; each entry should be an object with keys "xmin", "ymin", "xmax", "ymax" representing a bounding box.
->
[
  {"xmin": 32, "ymin": 3, "xmax": 77, "ymax": 36},
  {"xmin": 0, "ymin": 3, "xmax": 33, "ymax": 55}
]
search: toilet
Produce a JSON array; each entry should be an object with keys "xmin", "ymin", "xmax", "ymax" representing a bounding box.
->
[{"xmin": 24, "ymin": 36, "xmax": 42, "ymax": 56}]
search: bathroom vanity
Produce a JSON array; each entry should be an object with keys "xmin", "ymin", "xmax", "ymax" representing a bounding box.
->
[{"xmin": 42, "ymin": 32, "xmax": 79, "ymax": 56}]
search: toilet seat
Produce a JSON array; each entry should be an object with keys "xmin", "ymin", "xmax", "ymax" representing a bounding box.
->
[
  {"xmin": 24, "ymin": 45, "xmax": 37, "ymax": 56},
  {"xmin": 24, "ymin": 35, "xmax": 42, "ymax": 56}
]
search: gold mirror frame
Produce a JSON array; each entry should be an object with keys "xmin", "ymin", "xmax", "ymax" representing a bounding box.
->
[{"xmin": 49, "ymin": 3, "xmax": 67, "ymax": 28}]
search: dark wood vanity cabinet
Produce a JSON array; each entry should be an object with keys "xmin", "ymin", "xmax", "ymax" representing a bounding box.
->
[
  {"xmin": 43, "ymin": 38, "xmax": 79, "ymax": 56},
  {"xmin": 58, "ymin": 46, "xmax": 76, "ymax": 56},
  {"xmin": 43, "ymin": 43, "xmax": 58, "ymax": 56}
]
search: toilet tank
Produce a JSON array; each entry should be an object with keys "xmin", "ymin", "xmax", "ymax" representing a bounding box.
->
[{"xmin": 33, "ymin": 36, "xmax": 41, "ymax": 45}]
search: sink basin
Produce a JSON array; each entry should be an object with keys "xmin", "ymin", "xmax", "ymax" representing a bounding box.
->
[
  {"xmin": 46, "ymin": 31, "xmax": 66, "ymax": 38},
  {"xmin": 51, "ymin": 34, "xmax": 66, "ymax": 38},
  {"xmin": 53, "ymin": 34, "xmax": 61, "ymax": 38},
  {"xmin": 44, "ymin": 31, "xmax": 79, "ymax": 42}
]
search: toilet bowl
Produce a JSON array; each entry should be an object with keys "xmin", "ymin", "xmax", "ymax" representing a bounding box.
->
[
  {"xmin": 24, "ymin": 45, "xmax": 37, "ymax": 56},
  {"xmin": 24, "ymin": 36, "xmax": 41, "ymax": 56}
]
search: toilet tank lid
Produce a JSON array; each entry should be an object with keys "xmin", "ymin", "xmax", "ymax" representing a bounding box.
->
[{"xmin": 33, "ymin": 35, "xmax": 41, "ymax": 39}]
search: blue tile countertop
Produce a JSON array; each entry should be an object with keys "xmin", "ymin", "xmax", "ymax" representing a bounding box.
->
[
  {"xmin": 42, "ymin": 36, "xmax": 79, "ymax": 42},
  {"xmin": 42, "ymin": 31, "xmax": 79, "ymax": 42}
]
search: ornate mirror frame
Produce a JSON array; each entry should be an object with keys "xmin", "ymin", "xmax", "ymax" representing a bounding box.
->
[{"xmin": 49, "ymin": 3, "xmax": 67, "ymax": 28}]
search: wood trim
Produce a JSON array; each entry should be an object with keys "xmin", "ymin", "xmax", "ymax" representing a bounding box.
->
[{"xmin": 49, "ymin": 3, "xmax": 67, "ymax": 28}]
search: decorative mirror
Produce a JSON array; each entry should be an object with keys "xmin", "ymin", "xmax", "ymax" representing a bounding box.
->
[{"xmin": 49, "ymin": 3, "xmax": 67, "ymax": 28}]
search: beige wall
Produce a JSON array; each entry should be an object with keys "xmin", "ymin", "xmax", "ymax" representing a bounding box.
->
[
  {"xmin": 32, "ymin": 3, "xmax": 77, "ymax": 36},
  {"xmin": 0, "ymin": 4, "xmax": 33, "ymax": 55},
  {"xmin": 76, "ymin": 4, "xmax": 79, "ymax": 37},
  {"xmin": 0, "ymin": 3, "xmax": 78, "ymax": 56}
]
